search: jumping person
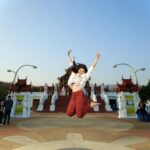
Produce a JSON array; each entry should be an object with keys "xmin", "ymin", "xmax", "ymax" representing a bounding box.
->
[{"xmin": 66, "ymin": 49, "xmax": 100, "ymax": 118}]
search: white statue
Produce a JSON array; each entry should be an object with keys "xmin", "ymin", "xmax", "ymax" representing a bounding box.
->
[
  {"xmin": 90, "ymin": 87, "xmax": 99, "ymax": 112},
  {"xmin": 37, "ymin": 83, "xmax": 48, "ymax": 111},
  {"xmin": 100, "ymin": 84, "xmax": 112, "ymax": 111},
  {"xmin": 50, "ymin": 86, "xmax": 58, "ymax": 111},
  {"xmin": 60, "ymin": 86, "xmax": 66, "ymax": 96},
  {"xmin": 118, "ymin": 93, "xmax": 127, "ymax": 118}
]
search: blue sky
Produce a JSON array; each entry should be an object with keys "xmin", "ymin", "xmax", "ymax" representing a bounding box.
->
[{"xmin": 0, "ymin": 0, "xmax": 150, "ymax": 86}]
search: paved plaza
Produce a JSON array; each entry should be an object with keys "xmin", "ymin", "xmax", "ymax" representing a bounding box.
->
[{"xmin": 0, "ymin": 112, "xmax": 150, "ymax": 150}]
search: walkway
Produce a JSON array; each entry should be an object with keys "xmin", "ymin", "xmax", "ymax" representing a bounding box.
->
[{"xmin": 0, "ymin": 112, "xmax": 150, "ymax": 150}]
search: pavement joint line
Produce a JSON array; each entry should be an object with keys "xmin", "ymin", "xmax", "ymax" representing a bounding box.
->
[
  {"xmin": 1, "ymin": 113, "xmax": 150, "ymax": 150},
  {"xmin": 110, "ymin": 136, "xmax": 148, "ymax": 146},
  {"xmin": 8, "ymin": 133, "xmax": 134, "ymax": 150},
  {"xmin": 67, "ymin": 133, "xmax": 83, "ymax": 141},
  {"xmin": 2, "ymin": 136, "xmax": 39, "ymax": 145}
]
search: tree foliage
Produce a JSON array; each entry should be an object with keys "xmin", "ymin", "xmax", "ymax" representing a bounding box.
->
[
  {"xmin": 139, "ymin": 80, "xmax": 150, "ymax": 101},
  {"xmin": 0, "ymin": 82, "xmax": 9, "ymax": 100},
  {"xmin": 32, "ymin": 86, "xmax": 41, "ymax": 92}
]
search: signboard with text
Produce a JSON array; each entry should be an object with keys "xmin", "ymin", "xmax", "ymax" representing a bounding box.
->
[
  {"xmin": 15, "ymin": 95, "xmax": 24, "ymax": 115},
  {"xmin": 125, "ymin": 95, "xmax": 135, "ymax": 116}
]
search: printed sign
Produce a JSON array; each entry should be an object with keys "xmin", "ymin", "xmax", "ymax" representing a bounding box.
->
[
  {"xmin": 15, "ymin": 95, "xmax": 24, "ymax": 115},
  {"xmin": 125, "ymin": 95, "xmax": 135, "ymax": 116}
]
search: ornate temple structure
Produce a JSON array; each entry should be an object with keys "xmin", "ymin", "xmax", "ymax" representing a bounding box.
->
[
  {"xmin": 116, "ymin": 77, "xmax": 139, "ymax": 93},
  {"xmin": 116, "ymin": 77, "xmax": 140, "ymax": 118},
  {"xmin": 8, "ymin": 62, "xmax": 107, "ymax": 116},
  {"xmin": 8, "ymin": 67, "xmax": 141, "ymax": 119},
  {"xmin": 8, "ymin": 78, "xmax": 32, "ymax": 93},
  {"xmin": 9, "ymin": 63, "xmax": 142, "ymax": 118},
  {"xmin": 8, "ymin": 78, "xmax": 32, "ymax": 118}
]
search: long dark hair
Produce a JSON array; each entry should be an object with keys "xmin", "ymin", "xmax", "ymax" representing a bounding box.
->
[
  {"xmin": 70, "ymin": 61, "xmax": 87, "ymax": 73},
  {"xmin": 77, "ymin": 63, "xmax": 87, "ymax": 73}
]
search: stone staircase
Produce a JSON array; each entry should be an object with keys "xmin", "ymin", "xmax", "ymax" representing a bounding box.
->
[
  {"xmin": 55, "ymin": 96, "xmax": 71, "ymax": 113},
  {"xmin": 97, "ymin": 97, "xmax": 106, "ymax": 113},
  {"xmin": 43, "ymin": 96, "xmax": 52, "ymax": 112},
  {"xmin": 41, "ymin": 95, "xmax": 106, "ymax": 113}
]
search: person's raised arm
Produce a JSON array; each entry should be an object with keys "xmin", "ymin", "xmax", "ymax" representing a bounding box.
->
[
  {"xmin": 86, "ymin": 52, "xmax": 100, "ymax": 80},
  {"xmin": 68, "ymin": 49, "xmax": 73, "ymax": 66},
  {"xmin": 91, "ymin": 52, "xmax": 100, "ymax": 68}
]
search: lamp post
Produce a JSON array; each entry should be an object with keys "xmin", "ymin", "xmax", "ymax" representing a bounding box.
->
[
  {"xmin": 113, "ymin": 63, "xmax": 145, "ymax": 84},
  {"xmin": 7, "ymin": 69, "xmax": 16, "ymax": 74},
  {"xmin": 7, "ymin": 64, "xmax": 37, "ymax": 84}
]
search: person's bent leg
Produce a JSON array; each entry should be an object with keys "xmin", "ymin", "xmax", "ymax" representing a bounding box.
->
[
  {"xmin": 76, "ymin": 91, "xmax": 92, "ymax": 118},
  {"xmin": 66, "ymin": 95, "xmax": 76, "ymax": 117}
]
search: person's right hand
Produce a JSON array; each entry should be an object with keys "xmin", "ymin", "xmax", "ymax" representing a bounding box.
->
[
  {"xmin": 68, "ymin": 49, "xmax": 72, "ymax": 55},
  {"xmin": 96, "ymin": 52, "xmax": 100, "ymax": 60}
]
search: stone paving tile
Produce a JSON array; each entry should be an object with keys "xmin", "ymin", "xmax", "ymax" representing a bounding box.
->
[
  {"xmin": 0, "ymin": 112, "xmax": 150, "ymax": 150},
  {"xmin": 2, "ymin": 136, "xmax": 39, "ymax": 145},
  {"xmin": 12, "ymin": 133, "xmax": 134, "ymax": 150},
  {"xmin": 110, "ymin": 136, "xmax": 147, "ymax": 146}
]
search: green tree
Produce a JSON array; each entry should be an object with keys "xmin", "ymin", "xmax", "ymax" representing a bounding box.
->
[
  {"xmin": 139, "ymin": 80, "xmax": 150, "ymax": 101},
  {"xmin": 0, "ymin": 82, "xmax": 9, "ymax": 100},
  {"xmin": 32, "ymin": 86, "xmax": 41, "ymax": 92}
]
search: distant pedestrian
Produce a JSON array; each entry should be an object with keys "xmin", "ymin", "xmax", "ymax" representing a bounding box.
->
[
  {"xmin": 136, "ymin": 101, "xmax": 147, "ymax": 122},
  {"xmin": 145, "ymin": 99, "xmax": 150, "ymax": 121},
  {"xmin": 145, "ymin": 99, "xmax": 150, "ymax": 114},
  {"xmin": 3, "ymin": 96, "xmax": 13, "ymax": 125}
]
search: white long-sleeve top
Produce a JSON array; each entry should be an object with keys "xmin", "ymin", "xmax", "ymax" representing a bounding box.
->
[{"xmin": 67, "ymin": 63, "xmax": 94, "ymax": 89}]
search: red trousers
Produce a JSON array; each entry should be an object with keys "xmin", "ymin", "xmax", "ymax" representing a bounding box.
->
[{"xmin": 66, "ymin": 90, "xmax": 92, "ymax": 118}]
